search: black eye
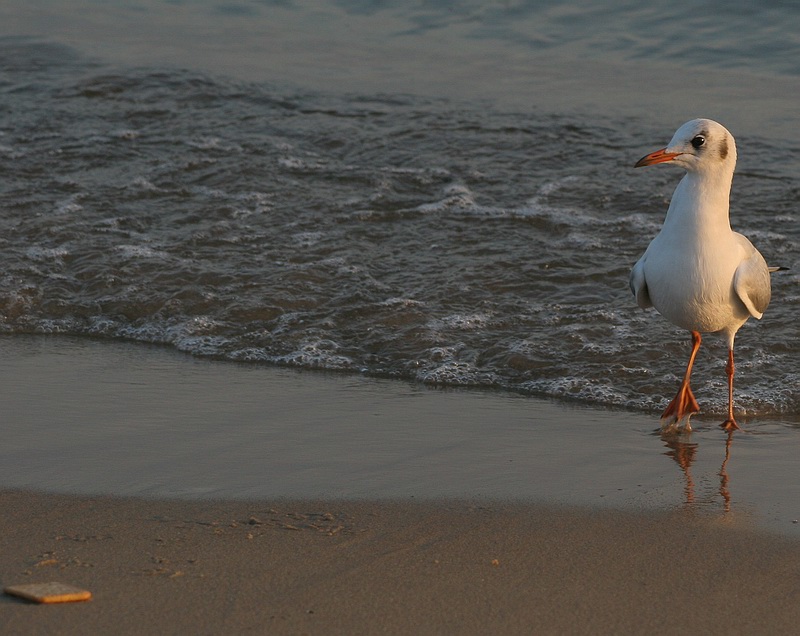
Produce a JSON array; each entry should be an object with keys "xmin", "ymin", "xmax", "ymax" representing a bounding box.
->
[{"xmin": 691, "ymin": 135, "xmax": 705, "ymax": 149}]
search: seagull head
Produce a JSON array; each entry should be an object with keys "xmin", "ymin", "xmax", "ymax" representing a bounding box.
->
[{"xmin": 634, "ymin": 118, "xmax": 737, "ymax": 175}]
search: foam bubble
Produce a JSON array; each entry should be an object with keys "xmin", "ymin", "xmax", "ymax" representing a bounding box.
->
[
  {"xmin": 115, "ymin": 245, "xmax": 170, "ymax": 260},
  {"xmin": 25, "ymin": 246, "xmax": 69, "ymax": 262},
  {"xmin": 416, "ymin": 360, "xmax": 499, "ymax": 386},
  {"xmin": 274, "ymin": 340, "xmax": 354, "ymax": 370},
  {"xmin": 429, "ymin": 312, "xmax": 494, "ymax": 331},
  {"xmin": 415, "ymin": 184, "xmax": 476, "ymax": 213}
]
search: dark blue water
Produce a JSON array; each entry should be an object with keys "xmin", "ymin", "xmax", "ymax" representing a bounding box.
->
[{"xmin": 1, "ymin": 0, "xmax": 799, "ymax": 417}]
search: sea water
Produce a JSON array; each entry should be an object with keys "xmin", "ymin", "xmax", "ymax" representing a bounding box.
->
[{"xmin": 1, "ymin": 0, "xmax": 799, "ymax": 418}]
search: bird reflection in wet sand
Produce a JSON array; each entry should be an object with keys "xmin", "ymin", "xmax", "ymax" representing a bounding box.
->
[
  {"xmin": 662, "ymin": 435, "xmax": 698, "ymax": 505},
  {"xmin": 718, "ymin": 432, "xmax": 734, "ymax": 513},
  {"xmin": 661, "ymin": 431, "xmax": 734, "ymax": 513}
]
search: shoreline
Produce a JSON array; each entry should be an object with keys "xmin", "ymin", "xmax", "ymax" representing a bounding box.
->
[{"xmin": 1, "ymin": 335, "xmax": 798, "ymax": 537}]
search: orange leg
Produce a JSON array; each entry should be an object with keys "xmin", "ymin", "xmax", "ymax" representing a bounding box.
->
[
  {"xmin": 720, "ymin": 348, "xmax": 740, "ymax": 431},
  {"xmin": 661, "ymin": 331, "xmax": 702, "ymax": 425}
]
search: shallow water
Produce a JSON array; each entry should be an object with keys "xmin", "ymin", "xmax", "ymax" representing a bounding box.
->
[{"xmin": 1, "ymin": 1, "xmax": 800, "ymax": 418}]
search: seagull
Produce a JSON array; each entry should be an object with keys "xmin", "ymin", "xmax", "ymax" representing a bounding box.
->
[{"xmin": 630, "ymin": 118, "xmax": 773, "ymax": 432}]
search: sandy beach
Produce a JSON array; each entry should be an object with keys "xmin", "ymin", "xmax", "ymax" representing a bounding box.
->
[
  {"xmin": 3, "ymin": 491, "xmax": 800, "ymax": 635},
  {"xmin": 1, "ymin": 336, "xmax": 799, "ymax": 634}
]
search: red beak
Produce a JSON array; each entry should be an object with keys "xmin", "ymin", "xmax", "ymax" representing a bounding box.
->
[{"xmin": 634, "ymin": 147, "xmax": 683, "ymax": 168}]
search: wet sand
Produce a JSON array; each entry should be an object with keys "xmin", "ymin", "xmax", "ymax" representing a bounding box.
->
[
  {"xmin": 1, "ymin": 336, "xmax": 799, "ymax": 532},
  {"xmin": 0, "ymin": 336, "xmax": 799, "ymax": 633}
]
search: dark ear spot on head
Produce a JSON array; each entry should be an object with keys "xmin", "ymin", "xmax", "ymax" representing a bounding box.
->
[{"xmin": 719, "ymin": 136, "xmax": 729, "ymax": 160}]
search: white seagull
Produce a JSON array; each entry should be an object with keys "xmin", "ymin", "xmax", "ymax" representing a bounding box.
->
[{"xmin": 630, "ymin": 118, "xmax": 773, "ymax": 432}]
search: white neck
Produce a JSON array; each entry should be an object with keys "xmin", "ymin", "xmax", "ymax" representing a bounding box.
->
[{"xmin": 663, "ymin": 168, "xmax": 733, "ymax": 239}]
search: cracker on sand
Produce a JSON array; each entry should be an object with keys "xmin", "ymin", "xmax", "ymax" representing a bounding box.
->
[{"xmin": 4, "ymin": 582, "xmax": 92, "ymax": 604}]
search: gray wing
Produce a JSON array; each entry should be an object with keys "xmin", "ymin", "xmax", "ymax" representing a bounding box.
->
[
  {"xmin": 733, "ymin": 234, "xmax": 771, "ymax": 319},
  {"xmin": 629, "ymin": 255, "xmax": 652, "ymax": 309}
]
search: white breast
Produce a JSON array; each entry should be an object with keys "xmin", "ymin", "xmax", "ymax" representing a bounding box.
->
[{"xmin": 641, "ymin": 228, "xmax": 750, "ymax": 333}]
